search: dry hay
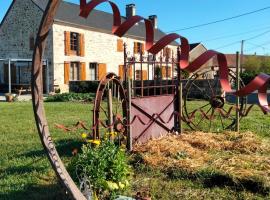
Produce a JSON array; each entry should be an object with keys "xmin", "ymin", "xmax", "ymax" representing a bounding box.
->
[{"xmin": 133, "ymin": 131, "xmax": 270, "ymax": 188}]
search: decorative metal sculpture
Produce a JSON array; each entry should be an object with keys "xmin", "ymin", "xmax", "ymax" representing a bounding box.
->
[
  {"xmin": 31, "ymin": 0, "xmax": 270, "ymax": 199},
  {"xmin": 183, "ymin": 68, "xmax": 248, "ymax": 131}
]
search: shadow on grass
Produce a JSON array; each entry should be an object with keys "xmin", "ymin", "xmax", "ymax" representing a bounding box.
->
[
  {"xmin": 166, "ymin": 167, "xmax": 270, "ymax": 196},
  {"xmin": 0, "ymin": 183, "xmax": 69, "ymax": 200},
  {"xmin": 20, "ymin": 139, "xmax": 83, "ymax": 158}
]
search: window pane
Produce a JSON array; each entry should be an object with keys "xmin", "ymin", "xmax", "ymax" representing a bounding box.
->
[{"xmin": 89, "ymin": 63, "xmax": 97, "ymax": 81}]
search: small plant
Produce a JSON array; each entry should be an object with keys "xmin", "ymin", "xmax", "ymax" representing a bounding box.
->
[
  {"xmin": 45, "ymin": 93, "xmax": 95, "ymax": 102},
  {"xmin": 70, "ymin": 139, "xmax": 132, "ymax": 200}
]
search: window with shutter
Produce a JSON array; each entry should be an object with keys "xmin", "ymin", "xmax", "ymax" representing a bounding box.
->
[
  {"xmin": 119, "ymin": 65, "xmax": 133, "ymax": 80},
  {"xmin": 135, "ymin": 70, "xmax": 147, "ymax": 80},
  {"xmin": 134, "ymin": 42, "xmax": 144, "ymax": 54},
  {"xmin": 164, "ymin": 47, "xmax": 171, "ymax": 58},
  {"xmin": 161, "ymin": 66, "xmax": 172, "ymax": 78},
  {"xmin": 65, "ymin": 31, "xmax": 83, "ymax": 56}
]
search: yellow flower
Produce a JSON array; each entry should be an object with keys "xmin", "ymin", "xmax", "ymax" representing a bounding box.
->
[
  {"xmin": 110, "ymin": 132, "xmax": 117, "ymax": 137},
  {"xmin": 106, "ymin": 181, "xmax": 119, "ymax": 190},
  {"xmin": 118, "ymin": 182, "xmax": 125, "ymax": 189},
  {"xmin": 81, "ymin": 132, "xmax": 88, "ymax": 139},
  {"xmin": 87, "ymin": 139, "xmax": 101, "ymax": 146}
]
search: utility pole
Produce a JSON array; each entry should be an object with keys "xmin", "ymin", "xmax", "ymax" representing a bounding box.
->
[{"xmin": 240, "ymin": 40, "xmax": 244, "ymax": 74}]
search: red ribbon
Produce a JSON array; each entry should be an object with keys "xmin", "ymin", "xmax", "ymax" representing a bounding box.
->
[{"xmin": 80, "ymin": 0, "xmax": 270, "ymax": 113}]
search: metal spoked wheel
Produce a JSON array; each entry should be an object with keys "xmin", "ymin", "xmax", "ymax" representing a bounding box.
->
[
  {"xmin": 92, "ymin": 73, "xmax": 128, "ymax": 145},
  {"xmin": 183, "ymin": 68, "xmax": 247, "ymax": 132}
]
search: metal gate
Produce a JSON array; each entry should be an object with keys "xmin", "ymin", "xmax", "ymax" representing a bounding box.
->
[{"xmin": 124, "ymin": 44, "xmax": 181, "ymax": 143}]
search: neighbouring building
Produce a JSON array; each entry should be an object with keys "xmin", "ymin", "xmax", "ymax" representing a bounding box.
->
[{"xmin": 0, "ymin": 0, "xmax": 213, "ymax": 93}]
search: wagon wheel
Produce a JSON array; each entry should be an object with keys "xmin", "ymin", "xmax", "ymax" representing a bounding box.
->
[
  {"xmin": 93, "ymin": 73, "xmax": 128, "ymax": 145},
  {"xmin": 183, "ymin": 68, "xmax": 247, "ymax": 132}
]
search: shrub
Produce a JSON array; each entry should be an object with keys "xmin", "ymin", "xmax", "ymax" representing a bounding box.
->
[
  {"xmin": 70, "ymin": 140, "xmax": 132, "ymax": 200},
  {"xmin": 69, "ymin": 81, "xmax": 99, "ymax": 93},
  {"xmin": 240, "ymin": 71, "xmax": 258, "ymax": 85},
  {"xmin": 45, "ymin": 93, "xmax": 95, "ymax": 102}
]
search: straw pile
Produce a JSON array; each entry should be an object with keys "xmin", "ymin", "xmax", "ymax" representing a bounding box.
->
[{"xmin": 133, "ymin": 131, "xmax": 270, "ymax": 190}]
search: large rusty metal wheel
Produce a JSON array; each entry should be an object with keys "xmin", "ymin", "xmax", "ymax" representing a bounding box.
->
[
  {"xmin": 93, "ymin": 73, "xmax": 128, "ymax": 145},
  {"xmin": 183, "ymin": 68, "xmax": 247, "ymax": 132},
  {"xmin": 31, "ymin": 1, "xmax": 86, "ymax": 199}
]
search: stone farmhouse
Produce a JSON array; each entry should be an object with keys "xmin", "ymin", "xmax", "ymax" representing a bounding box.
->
[{"xmin": 0, "ymin": 0, "xmax": 211, "ymax": 93}]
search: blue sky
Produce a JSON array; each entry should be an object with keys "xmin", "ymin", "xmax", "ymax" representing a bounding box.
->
[{"xmin": 1, "ymin": 0, "xmax": 270, "ymax": 55}]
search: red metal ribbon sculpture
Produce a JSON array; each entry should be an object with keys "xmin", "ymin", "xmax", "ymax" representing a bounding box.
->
[{"xmin": 80, "ymin": 0, "xmax": 270, "ymax": 113}]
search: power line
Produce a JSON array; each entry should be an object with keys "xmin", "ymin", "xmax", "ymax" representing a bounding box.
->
[
  {"xmin": 215, "ymin": 41, "xmax": 240, "ymax": 50},
  {"xmin": 167, "ymin": 6, "xmax": 270, "ymax": 33},
  {"xmin": 245, "ymin": 41, "xmax": 270, "ymax": 52},
  {"xmin": 210, "ymin": 29, "xmax": 270, "ymax": 50},
  {"xmin": 202, "ymin": 25, "xmax": 270, "ymax": 42},
  {"xmin": 244, "ymin": 30, "xmax": 270, "ymax": 41}
]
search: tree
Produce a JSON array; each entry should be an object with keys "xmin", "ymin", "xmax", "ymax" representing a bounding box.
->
[
  {"xmin": 261, "ymin": 57, "xmax": 270, "ymax": 74},
  {"xmin": 243, "ymin": 56, "xmax": 261, "ymax": 72}
]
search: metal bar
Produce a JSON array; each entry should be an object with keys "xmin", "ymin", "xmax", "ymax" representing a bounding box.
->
[
  {"xmin": 235, "ymin": 52, "xmax": 240, "ymax": 132},
  {"xmin": 8, "ymin": 59, "xmax": 11, "ymax": 94},
  {"xmin": 154, "ymin": 55, "xmax": 156, "ymax": 96},
  {"xmin": 132, "ymin": 85, "xmax": 176, "ymax": 89},
  {"xmin": 107, "ymin": 89, "xmax": 113, "ymax": 133},
  {"xmin": 177, "ymin": 47, "xmax": 183, "ymax": 134},
  {"xmin": 127, "ymin": 79, "xmax": 132, "ymax": 151},
  {"xmin": 140, "ymin": 51, "xmax": 143, "ymax": 97}
]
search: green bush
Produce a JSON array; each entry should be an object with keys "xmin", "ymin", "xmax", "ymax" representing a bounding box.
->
[
  {"xmin": 69, "ymin": 81, "xmax": 100, "ymax": 93},
  {"xmin": 45, "ymin": 93, "xmax": 95, "ymax": 102},
  {"xmin": 70, "ymin": 140, "xmax": 132, "ymax": 199},
  {"xmin": 240, "ymin": 71, "xmax": 257, "ymax": 85}
]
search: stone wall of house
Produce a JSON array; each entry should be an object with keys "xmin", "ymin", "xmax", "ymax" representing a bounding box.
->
[
  {"xmin": 52, "ymin": 22, "xmax": 177, "ymax": 93},
  {"xmin": 0, "ymin": 0, "xmax": 53, "ymax": 91}
]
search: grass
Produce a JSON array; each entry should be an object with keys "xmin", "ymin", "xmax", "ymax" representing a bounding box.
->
[{"xmin": 0, "ymin": 101, "xmax": 269, "ymax": 199}]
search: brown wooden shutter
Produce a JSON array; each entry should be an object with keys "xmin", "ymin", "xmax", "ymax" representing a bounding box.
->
[
  {"xmin": 118, "ymin": 65, "xmax": 124, "ymax": 80},
  {"xmin": 117, "ymin": 39, "xmax": 124, "ymax": 52},
  {"xmin": 168, "ymin": 67, "xmax": 172, "ymax": 78},
  {"xmin": 161, "ymin": 66, "xmax": 166, "ymax": 78},
  {"xmin": 142, "ymin": 70, "xmax": 147, "ymax": 80},
  {"xmin": 142, "ymin": 43, "xmax": 145, "ymax": 54},
  {"xmin": 79, "ymin": 33, "xmax": 85, "ymax": 57},
  {"xmin": 64, "ymin": 62, "xmax": 70, "ymax": 84},
  {"xmin": 134, "ymin": 42, "xmax": 138, "ymax": 54},
  {"xmin": 64, "ymin": 31, "xmax": 70, "ymax": 56},
  {"xmin": 98, "ymin": 63, "xmax": 107, "ymax": 80},
  {"xmin": 80, "ymin": 62, "xmax": 86, "ymax": 80}
]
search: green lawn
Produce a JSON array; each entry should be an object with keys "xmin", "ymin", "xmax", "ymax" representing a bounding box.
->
[{"xmin": 0, "ymin": 102, "xmax": 269, "ymax": 199}]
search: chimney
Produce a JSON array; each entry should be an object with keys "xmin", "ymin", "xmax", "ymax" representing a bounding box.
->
[
  {"xmin": 149, "ymin": 15, "xmax": 158, "ymax": 29},
  {"xmin": 126, "ymin": 4, "xmax": 136, "ymax": 18}
]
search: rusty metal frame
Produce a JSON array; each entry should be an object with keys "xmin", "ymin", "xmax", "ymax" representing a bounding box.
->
[
  {"xmin": 92, "ymin": 72, "xmax": 128, "ymax": 139},
  {"xmin": 31, "ymin": 0, "xmax": 86, "ymax": 199}
]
